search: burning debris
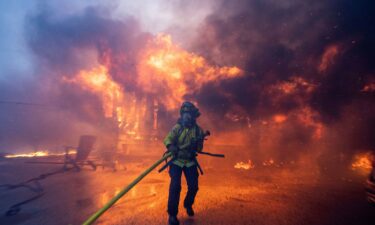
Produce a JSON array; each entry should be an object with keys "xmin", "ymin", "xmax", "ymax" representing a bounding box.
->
[
  {"xmin": 351, "ymin": 152, "xmax": 373, "ymax": 172},
  {"xmin": 4, "ymin": 151, "xmax": 50, "ymax": 158},
  {"xmin": 234, "ymin": 160, "xmax": 255, "ymax": 170},
  {"xmin": 262, "ymin": 159, "xmax": 275, "ymax": 166}
]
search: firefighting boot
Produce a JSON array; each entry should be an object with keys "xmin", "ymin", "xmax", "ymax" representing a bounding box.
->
[
  {"xmin": 168, "ymin": 215, "xmax": 179, "ymax": 225},
  {"xmin": 185, "ymin": 206, "xmax": 195, "ymax": 217}
]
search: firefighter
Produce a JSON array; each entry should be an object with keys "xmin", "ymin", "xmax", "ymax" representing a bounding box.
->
[{"xmin": 164, "ymin": 101, "xmax": 205, "ymax": 225}]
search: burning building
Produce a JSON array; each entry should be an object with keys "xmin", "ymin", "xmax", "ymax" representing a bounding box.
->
[
  {"xmin": 0, "ymin": 0, "xmax": 373, "ymax": 161},
  {"xmin": 0, "ymin": 0, "xmax": 375, "ymax": 224}
]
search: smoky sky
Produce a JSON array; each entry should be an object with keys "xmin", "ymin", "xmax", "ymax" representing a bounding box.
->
[
  {"xmin": 193, "ymin": 0, "xmax": 375, "ymax": 152},
  {"xmin": 0, "ymin": 0, "xmax": 374, "ymax": 158}
]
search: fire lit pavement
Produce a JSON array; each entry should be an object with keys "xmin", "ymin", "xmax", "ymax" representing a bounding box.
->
[{"xmin": 0, "ymin": 149, "xmax": 374, "ymax": 225}]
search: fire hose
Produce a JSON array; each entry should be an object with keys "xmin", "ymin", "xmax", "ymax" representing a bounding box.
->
[
  {"xmin": 82, "ymin": 150, "xmax": 225, "ymax": 225},
  {"xmin": 0, "ymin": 167, "xmax": 72, "ymax": 216},
  {"xmin": 82, "ymin": 152, "xmax": 173, "ymax": 225}
]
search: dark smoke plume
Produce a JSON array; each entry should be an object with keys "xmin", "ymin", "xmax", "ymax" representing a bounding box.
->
[{"xmin": 191, "ymin": 0, "xmax": 375, "ymax": 161}]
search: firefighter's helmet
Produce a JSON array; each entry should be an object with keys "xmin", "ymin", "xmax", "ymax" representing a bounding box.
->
[{"xmin": 179, "ymin": 101, "xmax": 200, "ymax": 118}]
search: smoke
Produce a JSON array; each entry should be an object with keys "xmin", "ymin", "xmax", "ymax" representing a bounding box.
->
[
  {"xmin": 190, "ymin": 0, "xmax": 375, "ymax": 163},
  {"xmin": 0, "ymin": 5, "xmax": 149, "ymax": 151},
  {"xmin": 0, "ymin": 0, "xmax": 374, "ymax": 166}
]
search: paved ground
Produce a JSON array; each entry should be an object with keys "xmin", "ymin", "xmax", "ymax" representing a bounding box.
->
[{"xmin": 0, "ymin": 151, "xmax": 374, "ymax": 225}]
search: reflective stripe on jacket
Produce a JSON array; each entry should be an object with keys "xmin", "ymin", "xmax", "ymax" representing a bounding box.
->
[{"xmin": 163, "ymin": 123, "xmax": 204, "ymax": 167}]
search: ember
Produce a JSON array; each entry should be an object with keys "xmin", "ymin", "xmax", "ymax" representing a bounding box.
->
[
  {"xmin": 262, "ymin": 159, "xmax": 275, "ymax": 166},
  {"xmin": 234, "ymin": 160, "xmax": 255, "ymax": 170},
  {"xmin": 351, "ymin": 152, "xmax": 373, "ymax": 172}
]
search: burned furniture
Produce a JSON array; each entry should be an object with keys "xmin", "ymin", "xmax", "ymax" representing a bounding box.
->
[{"xmin": 63, "ymin": 135, "xmax": 97, "ymax": 171}]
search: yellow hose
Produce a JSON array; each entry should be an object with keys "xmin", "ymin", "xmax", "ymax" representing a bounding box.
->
[{"xmin": 82, "ymin": 152, "xmax": 172, "ymax": 225}]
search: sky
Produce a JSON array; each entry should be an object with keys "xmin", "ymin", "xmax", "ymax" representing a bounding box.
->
[{"xmin": 0, "ymin": 0, "xmax": 215, "ymax": 81}]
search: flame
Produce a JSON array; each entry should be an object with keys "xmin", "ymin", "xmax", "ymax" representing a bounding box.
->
[
  {"xmin": 63, "ymin": 33, "xmax": 243, "ymax": 142},
  {"xmin": 63, "ymin": 65, "xmax": 124, "ymax": 121},
  {"xmin": 5, "ymin": 150, "xmax": 49, "ymax": 158},
  {"xmin": 273, "ymin": 77, "xmax": 316, "ymax": 96},
  {"xmin": 296, "ymin": 107, "xmax": 324, "ymax": 139},
  {"xmin": 234, "ymin": 160, "xmax": 255, "ymax": 170},
  {"xmin": 273, "ymin": 114, "xmax": 287, "ymax": 123},
  {"xmin": 267, "ymin": 77, "xmax": 317, "ymax": 109},
  {"xmin": 351, "ymin": 152, "xmax": 373, "ymax": 172},
  {"xmin": 137, "ymin": 34, "xmax": 243, "ymax": 109},
  {"xmin": 361, "ymin": 82, "xmax": 375, "ymax": 92},
  {"xmin": 262, "ymin": 159, "xmax": 275, "ymax": 166},
  {"xmin": 319, "ymin": 45, "xmax": 339, "ymax": 73},
  {"xmin": 4, "ymin": 150, "xmax": 73, "ymax": 158},
  {"xmin": 63, "ymin": 66, "xmax": 149, "ymax": 140}
]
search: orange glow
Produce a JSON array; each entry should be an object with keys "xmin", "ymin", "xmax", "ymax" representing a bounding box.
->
[
  {"xmin": 319, "ymin": 45, "xmax": 339, "ymax": 73},
  {"xmin": 263, "ymin": 159, "xmax": 275, "ymax": 166},
  {"xmin": 100, "ymin": 186, "xmax": 122, "ymax": 207},
  {"xmin": 63, "ymin": 66, "xmax": 149, "ymax": 141},
  {"xmin": 63, "ymin": 33, "xmax": 243, "ymax": 143},
  {"xmin": 137, "ymin": 34, "xmax": 243, "ymax": 109},
  {"xmin": 273, "ymin": 114, "xmax": 287, "ymax": 123},
  {"xmin": 266, "ymin": 75, "xmax": 323, "ymax": 140},
  {"xmin": 63, "ymin": 65, "xmax": 124, "ymax": 120},
  {"xmin": 361, "ymin": 82, "xmax": 375, "ymax": 92},
  {"xmin": 234, "ymin": 160, "xmax": 255, "ymax": 170},
  {"xmin": 274, "ymin": 77, "xmax": 316, "ymax": 95},
  {"xmin": 267, "ymin": 77, "xmax": 317, "ymax": 111},
  {"xmin": 4, "ymin": 150, "xmax": 73, "ymax": 158},
  {"xmin": 296, "ymin": 107, "xmax": 324, "ymax": 139},
  {"xmin": 351, "ymin": 152, "xmax": 373, "ymax": 172},
  {"xmin": 5, "ymin": 150, "xmax": 49, "ymax": 158}
]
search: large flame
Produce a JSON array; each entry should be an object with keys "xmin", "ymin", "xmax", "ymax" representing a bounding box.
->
[
  {"xmin": 137, "ymin": 34, "xmax": 243, "ymax": 109},
  {"xmin": 63, "ymin": 65, "xmax": 148, "ymax": 140},
  {"xmin": 63, "ymin": 65, "xmax": 124, "ymax": 121},
  {"xmin": 63, "ymin": 33, "xmax": 243, "ymax": 142}
]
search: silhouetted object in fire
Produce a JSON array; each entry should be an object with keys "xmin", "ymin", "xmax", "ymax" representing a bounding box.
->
[
  {"xmin": 26, "ymin": 135, "xmax": 99, "ymax": 170},
  {"xmin": 163, "ymin": 101, "xmax": 205, "ymax": 225},
  {"xmin": 63, "ymin": 135, "xmax": 97, "ymax": 171},
  {"xmin": 0, "ymin": 135, "xmax": 98, "ymax": 216}
]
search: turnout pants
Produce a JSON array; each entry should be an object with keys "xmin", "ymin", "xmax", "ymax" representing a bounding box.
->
[{"xmin": 167, "ymin": 163, "xmax": 199, "ymax": 216}]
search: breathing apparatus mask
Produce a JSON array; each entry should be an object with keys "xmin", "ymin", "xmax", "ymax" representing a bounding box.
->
[{"xmin": 179, "ymin": 102, "xmax": 200, "ymax": 128}]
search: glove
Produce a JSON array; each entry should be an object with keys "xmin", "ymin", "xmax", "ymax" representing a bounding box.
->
[{"xmin": 167, "ymin": 144, "xmax": 179, "ymax": 156}]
